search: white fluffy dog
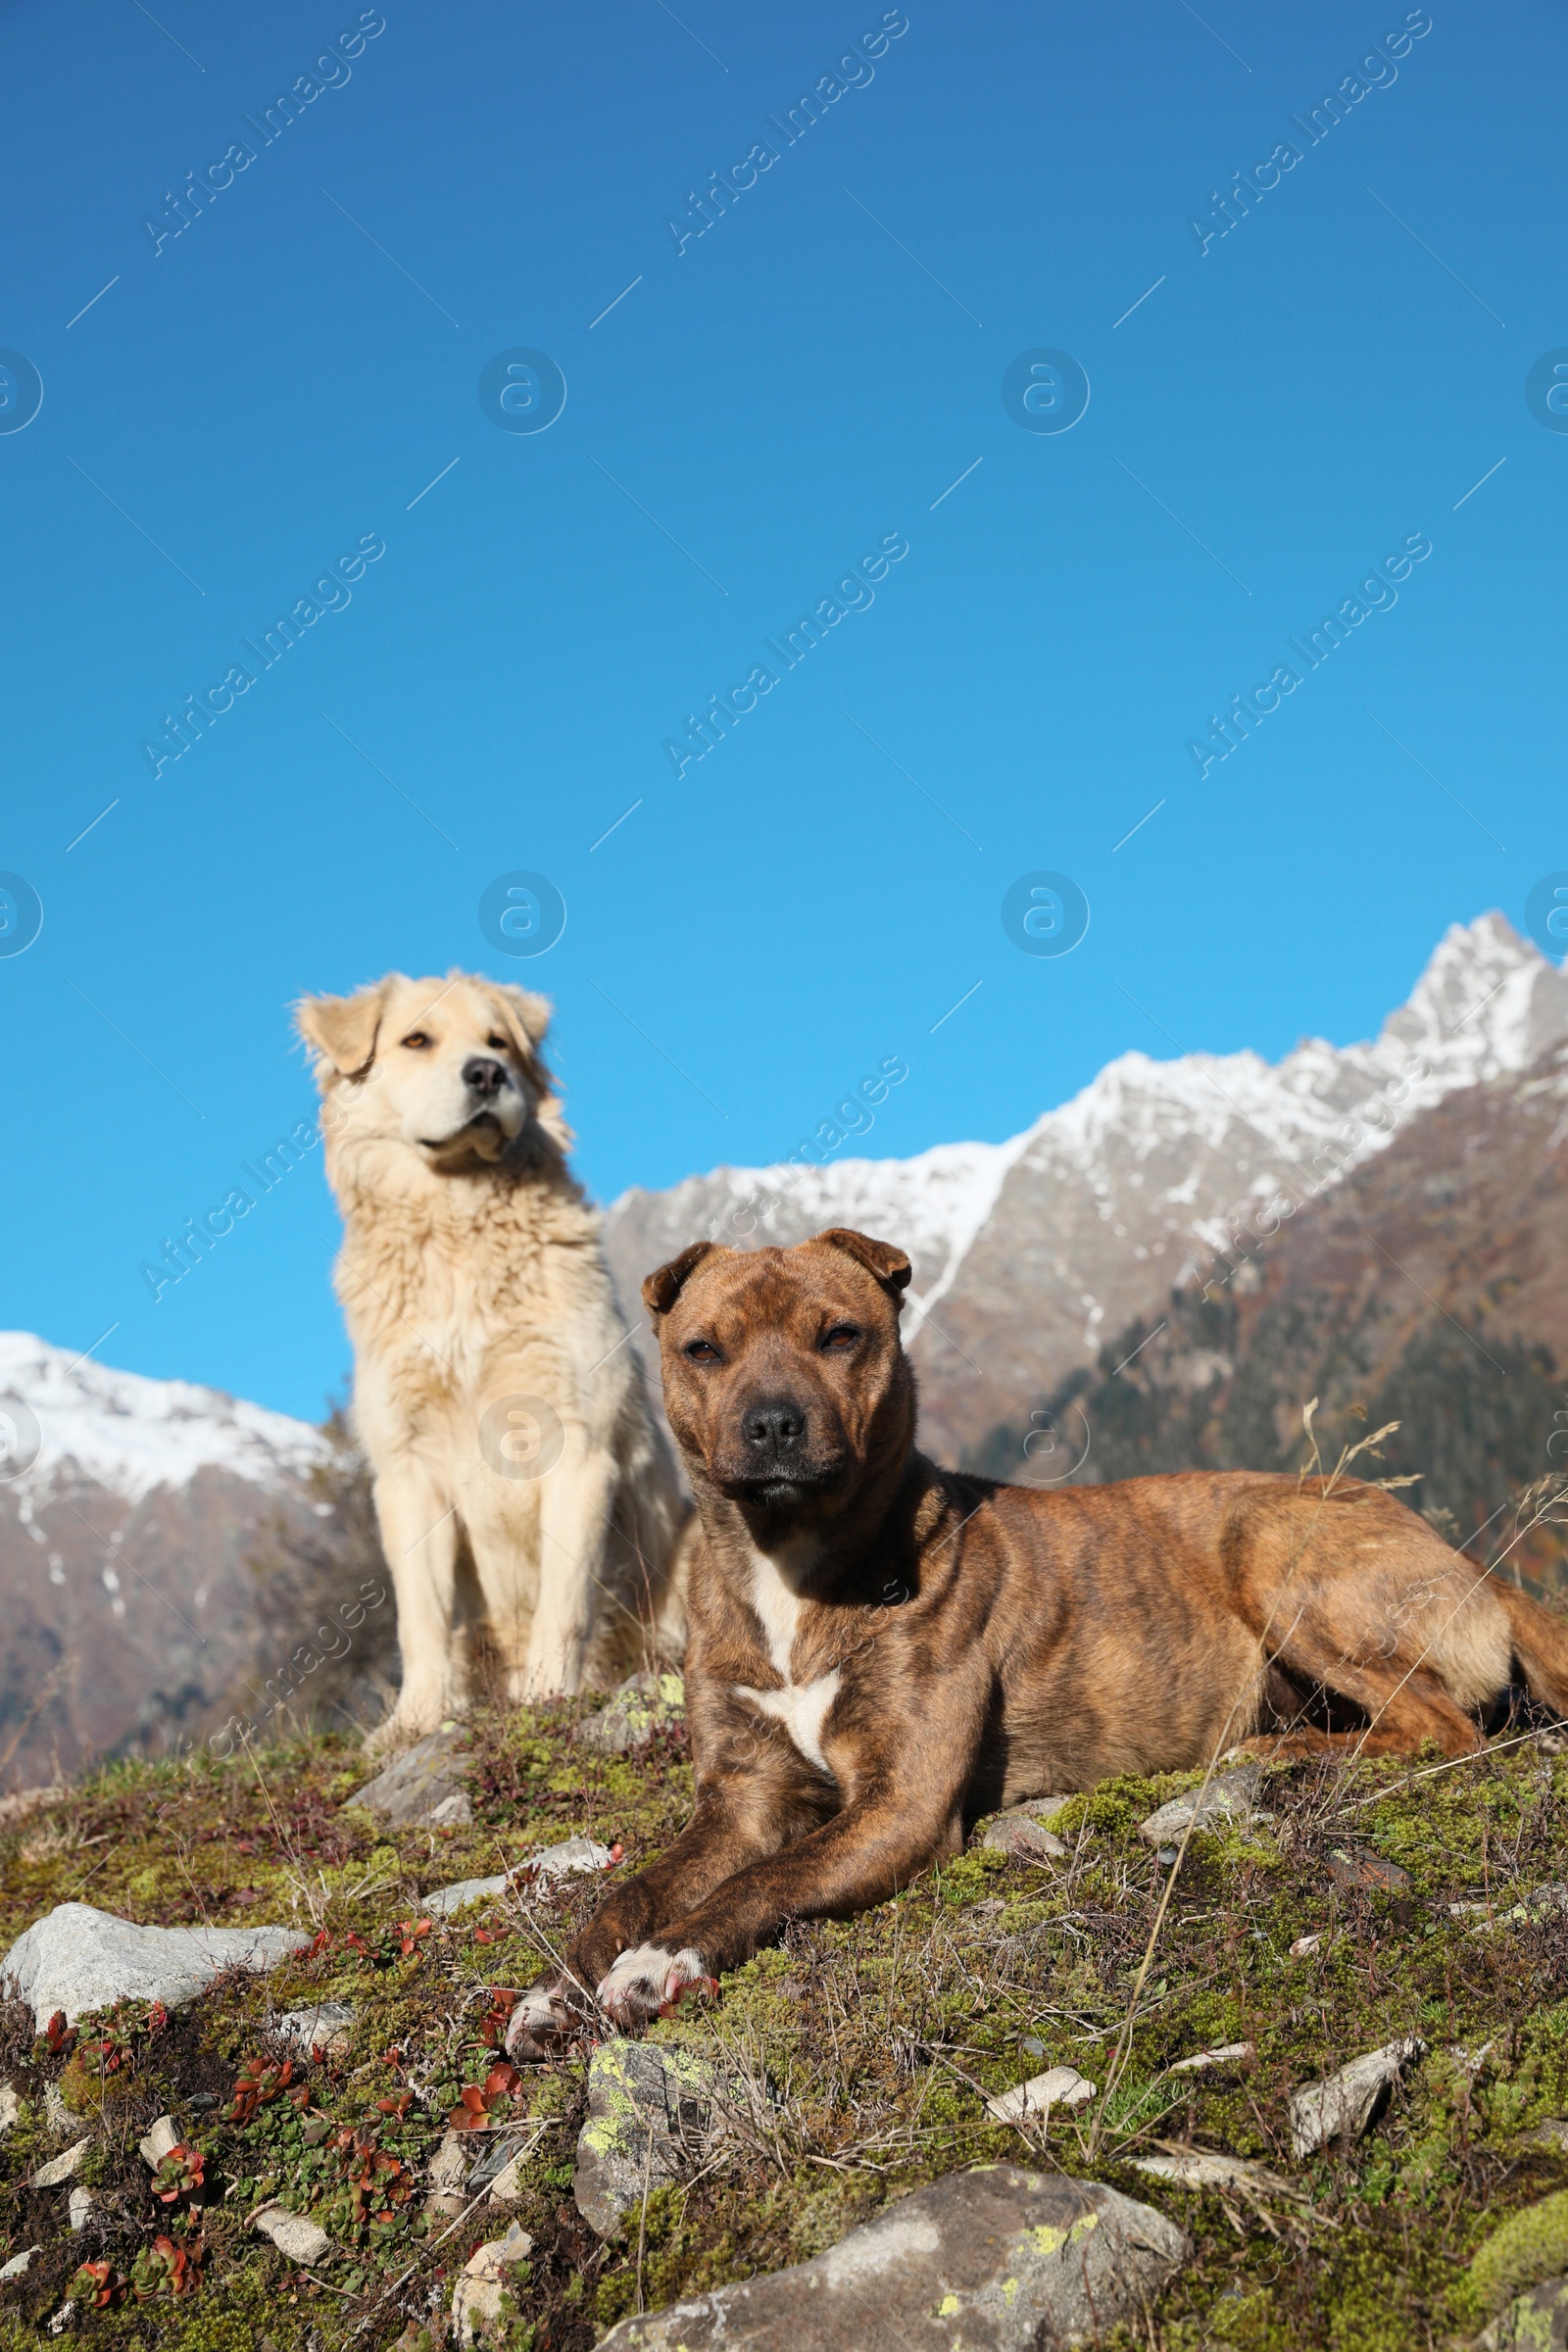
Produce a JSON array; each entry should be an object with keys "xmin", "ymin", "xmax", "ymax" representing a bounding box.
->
[{"xmin": 298, "ymin": 970, "xmax": 685, "ymax": 1746}]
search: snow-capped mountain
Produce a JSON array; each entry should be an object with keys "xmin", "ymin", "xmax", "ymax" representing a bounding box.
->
[
  {"xmin": 0, "ymin": 1333, "xmax": 324, "ymax": 1501},
  {"xmin": 0, "ymin": 1346, "xmax": 324, "ymax": 1792},
  {"xmin": 603, "ymin": 914, "xmax": 1568, "ymax": 1456}
]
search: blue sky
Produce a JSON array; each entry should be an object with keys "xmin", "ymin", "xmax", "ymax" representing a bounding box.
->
[{"xmin": 2, "ymin": 0, "xmax": 1563, "ymax": 1419}]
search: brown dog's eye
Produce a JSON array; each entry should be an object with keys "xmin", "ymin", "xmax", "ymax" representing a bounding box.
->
[
  {"xmin": 401, "ymin": 1031, "xmax": 432, "ymax": 1050},
  {"xmin": 821, "ymin": 1324, "xmax": 860, "ymax": 1351},
  {"xmin": 683, "ymin": 1339, "xmax": 722, "ymax": 1363}
]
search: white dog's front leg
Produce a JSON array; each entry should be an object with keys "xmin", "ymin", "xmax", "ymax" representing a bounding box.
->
[
  {"xmin": 517, "ymin": 1449, "xmax": 618, "ymax": 1698},
  {"xmin": 368, "ymin": 1463, "xmax": 464, "ymax": 1744}
]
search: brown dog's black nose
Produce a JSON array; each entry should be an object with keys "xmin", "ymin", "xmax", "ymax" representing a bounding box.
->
[
  {"xmin": 463, "ymin": 1055, "xmax": 509, "ymax": 1099},
  {"xmin": 743, "ymin": 1399, "xmax": 805, "ymax": 1451}
]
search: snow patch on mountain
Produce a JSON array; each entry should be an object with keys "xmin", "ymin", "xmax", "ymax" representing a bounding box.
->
[{"xmin": 0, "ymin": 1333, "xmax": 324, "ymax": 1503}]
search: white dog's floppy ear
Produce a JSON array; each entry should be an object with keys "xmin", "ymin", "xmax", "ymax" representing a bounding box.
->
[
  {"xmin": 481, "ymin": 981, "xmax": 553, "ymax": 1066},
  {"xmin": 296, "ymin": 980, "xmax": 391, "ymax": 1078}
]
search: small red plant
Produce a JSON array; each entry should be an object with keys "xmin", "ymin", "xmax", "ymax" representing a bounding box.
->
[
  {"xmin": 448, "ymin": 2062, "xmax": 520, "ymax": 2132},
  {"xmin": 376, "ymin": 2089, "xmax": 414, "ymax": 2119},
  {"xmin": 129, "ymin": 2234, "xmax": 202, "ymax": 2300},
  {"xmin": 145, "ymin": 2000, "xmax": 170, "ymax": 2036},
  {"xmin": 149, "ymin": 2144, "xmax": 206, "ymax": 2206},
  {"xmin": 40, "ymin": 2009, "xmax": 77, "ymax": 2060},
  {"xmin": 70, "ymin": 2260, "xmax": 125, "ymax": 2309},
  {"xmin": 222, "ymin": 2055, "xmax": 296, "ymax": 2123},
  {"xmin": 395, "ymin": 1918, "xmax": 433, "ymax": 1958},
  {"xmin": 81, "ymin": 2026, "xmax": 128, "ymax": 2075},
  {"xmin": 478, "ymin": 1987, "xmax": 523, "ymax": 2049}
]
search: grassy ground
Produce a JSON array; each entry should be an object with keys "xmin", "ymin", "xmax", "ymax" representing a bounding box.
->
[{"xmin": 5, "ymin": 1700, "xmax": 1568, "ymax": 2350}]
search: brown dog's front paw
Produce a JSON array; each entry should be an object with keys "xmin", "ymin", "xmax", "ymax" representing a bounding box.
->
[
  {"xmin": 505, "ymin": 1977, "xmax": 583, "ymax": 2061},
  {"xmin": 595, "ymin": 1942, "xmax": 716, "ymax": 2029}
]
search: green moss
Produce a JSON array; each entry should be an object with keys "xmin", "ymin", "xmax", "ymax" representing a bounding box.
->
[
  {"xmin": 1462, "ymin": 2191, "xmax": 1568, "ymax": 2317},
  {"xmin": 10, "ymin": 1713, "xmax": 1568, "ymax": 2347}
]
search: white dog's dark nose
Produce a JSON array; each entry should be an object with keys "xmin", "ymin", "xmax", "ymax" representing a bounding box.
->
[{"xmin": 464, "ymin": 1054, "xmax": 509, "ymax": 1100}]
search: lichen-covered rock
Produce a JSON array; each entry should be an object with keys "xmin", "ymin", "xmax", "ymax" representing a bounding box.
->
[
  {"xmin": 1477, "ymin": 2274, "xmax": 1568, "ymax": 2348},
  {"xmin": 596, "ymin": 2164, "xmax": 1190, "ymax": 2348},
  {"xmin": 0, "ymin": 1901, "xmax": 310, "ymax": 2027},
  {"xmin": 349, "ymin": 1725, "xmax": 469, "ymax": 1827},
  {"xmin": 1138, "ymin": 1766, "xmax": 1266, "ymax": 1847},
  {"xmin": 574, "ymin": 2037, "xmax": 719, "ymax": 2236},
  {"xmin": 1468, "ymin": 2196, "xmax": 1568, "ymax": 2320},
  {"xmin": 577, "ymin": 1672, "xmax": 686, "ymax": 1754},
  {"xmin": 1288, "ymin": 2035, "xmax": 1426, "ymax": 2156}
]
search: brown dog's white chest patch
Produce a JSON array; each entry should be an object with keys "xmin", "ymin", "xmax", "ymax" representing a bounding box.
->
[{"xmin": 733, "ymin": 1542, "xmax": 841, "ymax": 1777}]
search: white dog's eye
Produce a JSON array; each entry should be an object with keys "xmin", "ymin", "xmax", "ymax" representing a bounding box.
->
[
  {"xmin": 401, "ymin": 1031, "xmax": 433, "ymax": 1050},
  {"xmin": 486, "ymin": 1033, "xmax": 510, "ymax": 1052}
]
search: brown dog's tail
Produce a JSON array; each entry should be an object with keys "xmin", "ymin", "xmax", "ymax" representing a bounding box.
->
[{"xmin": 1495, "ymin": 1584, "xmax": 1568, "ymax": 1717}]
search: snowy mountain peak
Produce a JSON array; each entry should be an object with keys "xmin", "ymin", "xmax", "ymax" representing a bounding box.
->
[
  {"xmin": 1382, "ymin": 911, "xmax": 1567, "ymax": 1083},
  {"xmin": 0, "ymin": 1333, "xmax": 324, "ymax": 1503}
]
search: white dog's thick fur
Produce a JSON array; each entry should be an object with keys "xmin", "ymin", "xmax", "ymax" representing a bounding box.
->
[{"xmin": 298, "ymin": 970, "xmax": 685, "ymax": 1748}]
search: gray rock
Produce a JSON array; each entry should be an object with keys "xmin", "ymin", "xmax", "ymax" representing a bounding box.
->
[
  {"xmin": 422, "ymin": 1836, "xmax": 614, "ymax": 1919},
  {"xmin": 1478, "ymin": 2277, "xmax": 1568, "ymax": 2350},
  {"xmin": 1288, "ymin": 2035, "xmax": 1427, "ymax": 2156},
  {"xmin": 349, "ymin": 1726, "xmax": 470, "ymax": 1829},
  {"xmin": 30, "ymin": 2136, "xmax": 91, "ymax": 2188},
  {"xmin": 0, "ymin": 1900, "xmax": 310, "ymax": 2028},
  {"xmin": 44, "ymin": 2082, "xmax": 74, "ymax": 2137},
  {"xmin": 426, "ymin": 1790, "xmax": 473, "ymax": 1828},
  {"xmin": 0, "ymin": 2246, "xmax": 39, "ymax": 2280},
  {"xmin": 67, "ymin": 2186, "xmax": 92, "ymax": 2232},
  {"xmin": 138, "ymin": 2115, "xmax": 179, "ymax": 2168},
  {"xmin": 979, "ymin": 1800, "xmax": 1071, "ymax": 1862},
  {"xmin": 423, "ymin": 2127, "xmax": 471, "ymax": 2219},
  {"xmin": 252, "ymin": 2202, "xmax": 334, "ymax": 2264},
  {"xmin": 597, "ymin": 2163, "xmax": 1190, "ymax": 2349},
  {"xmin": 530, "ymin": 1835, "xmax": 614, "ymax": 1881},
  {"xmin": 1138, "ymin": 1766, "xmax": 1266, "ymax": 1848},
  {"xmin": 575, "ymin": 2037, "xmax": 720, "ymax": 2236},
  {"xmin": 986, "ymin": 2066, "xmax": 1096, "ymax": 2125},
  {"xmin": 453, "ymin": 2222, "xmax": 534, "ymax": 2342},
  {"xmin": 422, "ymin": 1873, "xmax": 512, "ymax": 1919},
  {"xmin": 577, "ymin": 1672, "xmax": 686, "ymax": 1754},
  {"xmin": 0, "ymin": 2083, "xmax": 19, "ymax": 2133},
  {"xmin": 272, "ymin": 2001, "xmax": 356, "ymax": 2057}
]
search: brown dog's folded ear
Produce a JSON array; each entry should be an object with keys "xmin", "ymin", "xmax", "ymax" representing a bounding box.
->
[
  {"xmin": 296, "ymin": 981, "xmax": 391, "ymax": 1077},
  {"xmin": 643, "ymin": 1241, "xmax": 719, "ymax": 1320},
  {"xmin": 812, "ymin": 1228, "xmax": 913, "ymax": 1303}
]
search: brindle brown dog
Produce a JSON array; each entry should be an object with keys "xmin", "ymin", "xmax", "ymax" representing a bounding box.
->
[{"xmin": 509, "ymin": 1228, "xmax": 1568, "ymax": 2050}]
